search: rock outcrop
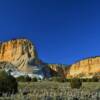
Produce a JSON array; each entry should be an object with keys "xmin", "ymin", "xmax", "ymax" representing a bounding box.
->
[
  {"xmin": 49, "ymin": 57, "xmax": 100, "ymax": 78},
  {"xmin": 0, "ymin": 39, "xmax": 51, "ymax": 78},
  {"xmin": 48, "ymin": 64, "xmax": 67, "ymax": 77},
  {"xmin": 0, "ymin": 38, "xmax": 100, "ymax": 78},
  {"xmin": 66, "ymin": 57, "xmax": 100, "ymax": 78},
  {"xmin": 0, "ymin": 39, "xmax": 39, "ymax": 72}
]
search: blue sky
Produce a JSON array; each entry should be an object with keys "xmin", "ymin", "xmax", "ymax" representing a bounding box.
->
[{"xmin": 0, "ymin": 0, "xmax": 100, "ymax": 64}]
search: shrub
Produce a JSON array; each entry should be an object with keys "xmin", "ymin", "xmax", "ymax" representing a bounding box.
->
[
  {"xmin": 66, "ymin": 78, "xmax": 71, "ymax": 82},
  {"xmin": 92, "ymin": 76, "xmax": 99, "ymax": 82},
  {"xmin": 81, "ymin": 77, "xmax": 99, "ymax": 82},
  {"xmin": 25, "ymin": 75, "xmax": 31, "ymax": 82},
  {"xmin": 0, "ymin": 71, "xmax": 18, "ymax": 96},
  {"xmin": 31, "ymin": 77, "xmax": 38, "ymax": 82},
  {"xmin": 70, "ymin": 78, "xmax": 82, "ymax": 89},
  {"xmin": 16, "ymin": 75, "xmax": 31, "ymax": 82},
  {"xmin": 56, "ymin": 77, "xmax": 66, "ymax": 82},
  {"xmin": 16, "ymin": 76, "xmax": 25, "ymax": 82},
  {"xmin": 49, "ymin": 77, "xmax": 65, "ymax": 82}
]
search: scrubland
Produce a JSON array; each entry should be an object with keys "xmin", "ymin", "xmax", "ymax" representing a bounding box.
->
[{"xmin": 0, "ymin": 81, "xmax": 100, "ymax": 100}]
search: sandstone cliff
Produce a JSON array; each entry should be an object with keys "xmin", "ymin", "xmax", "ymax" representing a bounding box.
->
[
  {"xmin": 0, "ymin": 39, "xmax": 39, "ymax": 72},
  {"xmin": 48, "ymin": 57, "xmax": 100, "ymax": 78},
  {"xmin": 66, "ymin": 57, "xmax": 100, "ymax": 78}
]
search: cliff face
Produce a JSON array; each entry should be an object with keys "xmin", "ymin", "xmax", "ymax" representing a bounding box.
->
[
  {"xmin": 48, "ymin": 57, "xmax": 100, "ymax": 78},
  {"xmin": 0, "ymin": 39, "xmax": 38, "ymax": 72},
  {"xmin": 66, "ymin": 57, "xmax": 100, "ymax": 78}
]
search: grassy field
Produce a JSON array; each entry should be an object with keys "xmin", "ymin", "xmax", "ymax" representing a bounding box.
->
[{"xmin": 0, "ymin": 81, "xmax": 100, "ymax": 100}]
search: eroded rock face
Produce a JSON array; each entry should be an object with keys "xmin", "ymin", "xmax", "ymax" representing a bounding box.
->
[
  {"xmin": 48, "ymin": 64, "xmax": 66, "ymax": 77},
  {"xmin": 0, "ymin": 39, "xmax": 38, "ymax": 72},
  {"xmin": 48, "ymin": 57, "xmax": 100, "ymax": 78},
  {"xmin": 0, "ymin": 61, "xmax": 15, "ymax": 69},
  {"xmin": 66, "ymin": 57, "xmax": 100, "ymax": 78}
]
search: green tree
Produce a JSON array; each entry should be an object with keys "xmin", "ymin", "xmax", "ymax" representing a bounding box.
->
[
  {"xmin": 31, "ymin": 77, "xmax": 38, "ymax": 82},
  {"xmin": 16, "ymin": 75, "xmax": 31, "ymax": 82},
  {"xmin": 0, "ymin": 71, "xmax": 18, "ymax": 96},
  {"xmin": 70, "ymin": 78, "xmax": 82, "ymax": 89}
]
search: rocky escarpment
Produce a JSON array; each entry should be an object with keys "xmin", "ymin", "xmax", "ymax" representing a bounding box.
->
[
  {"xmin": 49, "ymin": 57, "xmax": 100, "ymax": 78},
  {"xmin": 66, "ymin": 57, "xmax": 100, "ymax": 78},
  {"xmin": 48, "ymin": 64, "xmax": 68, "ymax": 77},
  {"xmin": 0, "ymin": 39, "xmax": 39, "ymax": 72}
]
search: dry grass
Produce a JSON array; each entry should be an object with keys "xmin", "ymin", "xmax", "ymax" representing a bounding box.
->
[{"xmin": 0, "ymin": 81, "xmax": 100, "ymax": 100}]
